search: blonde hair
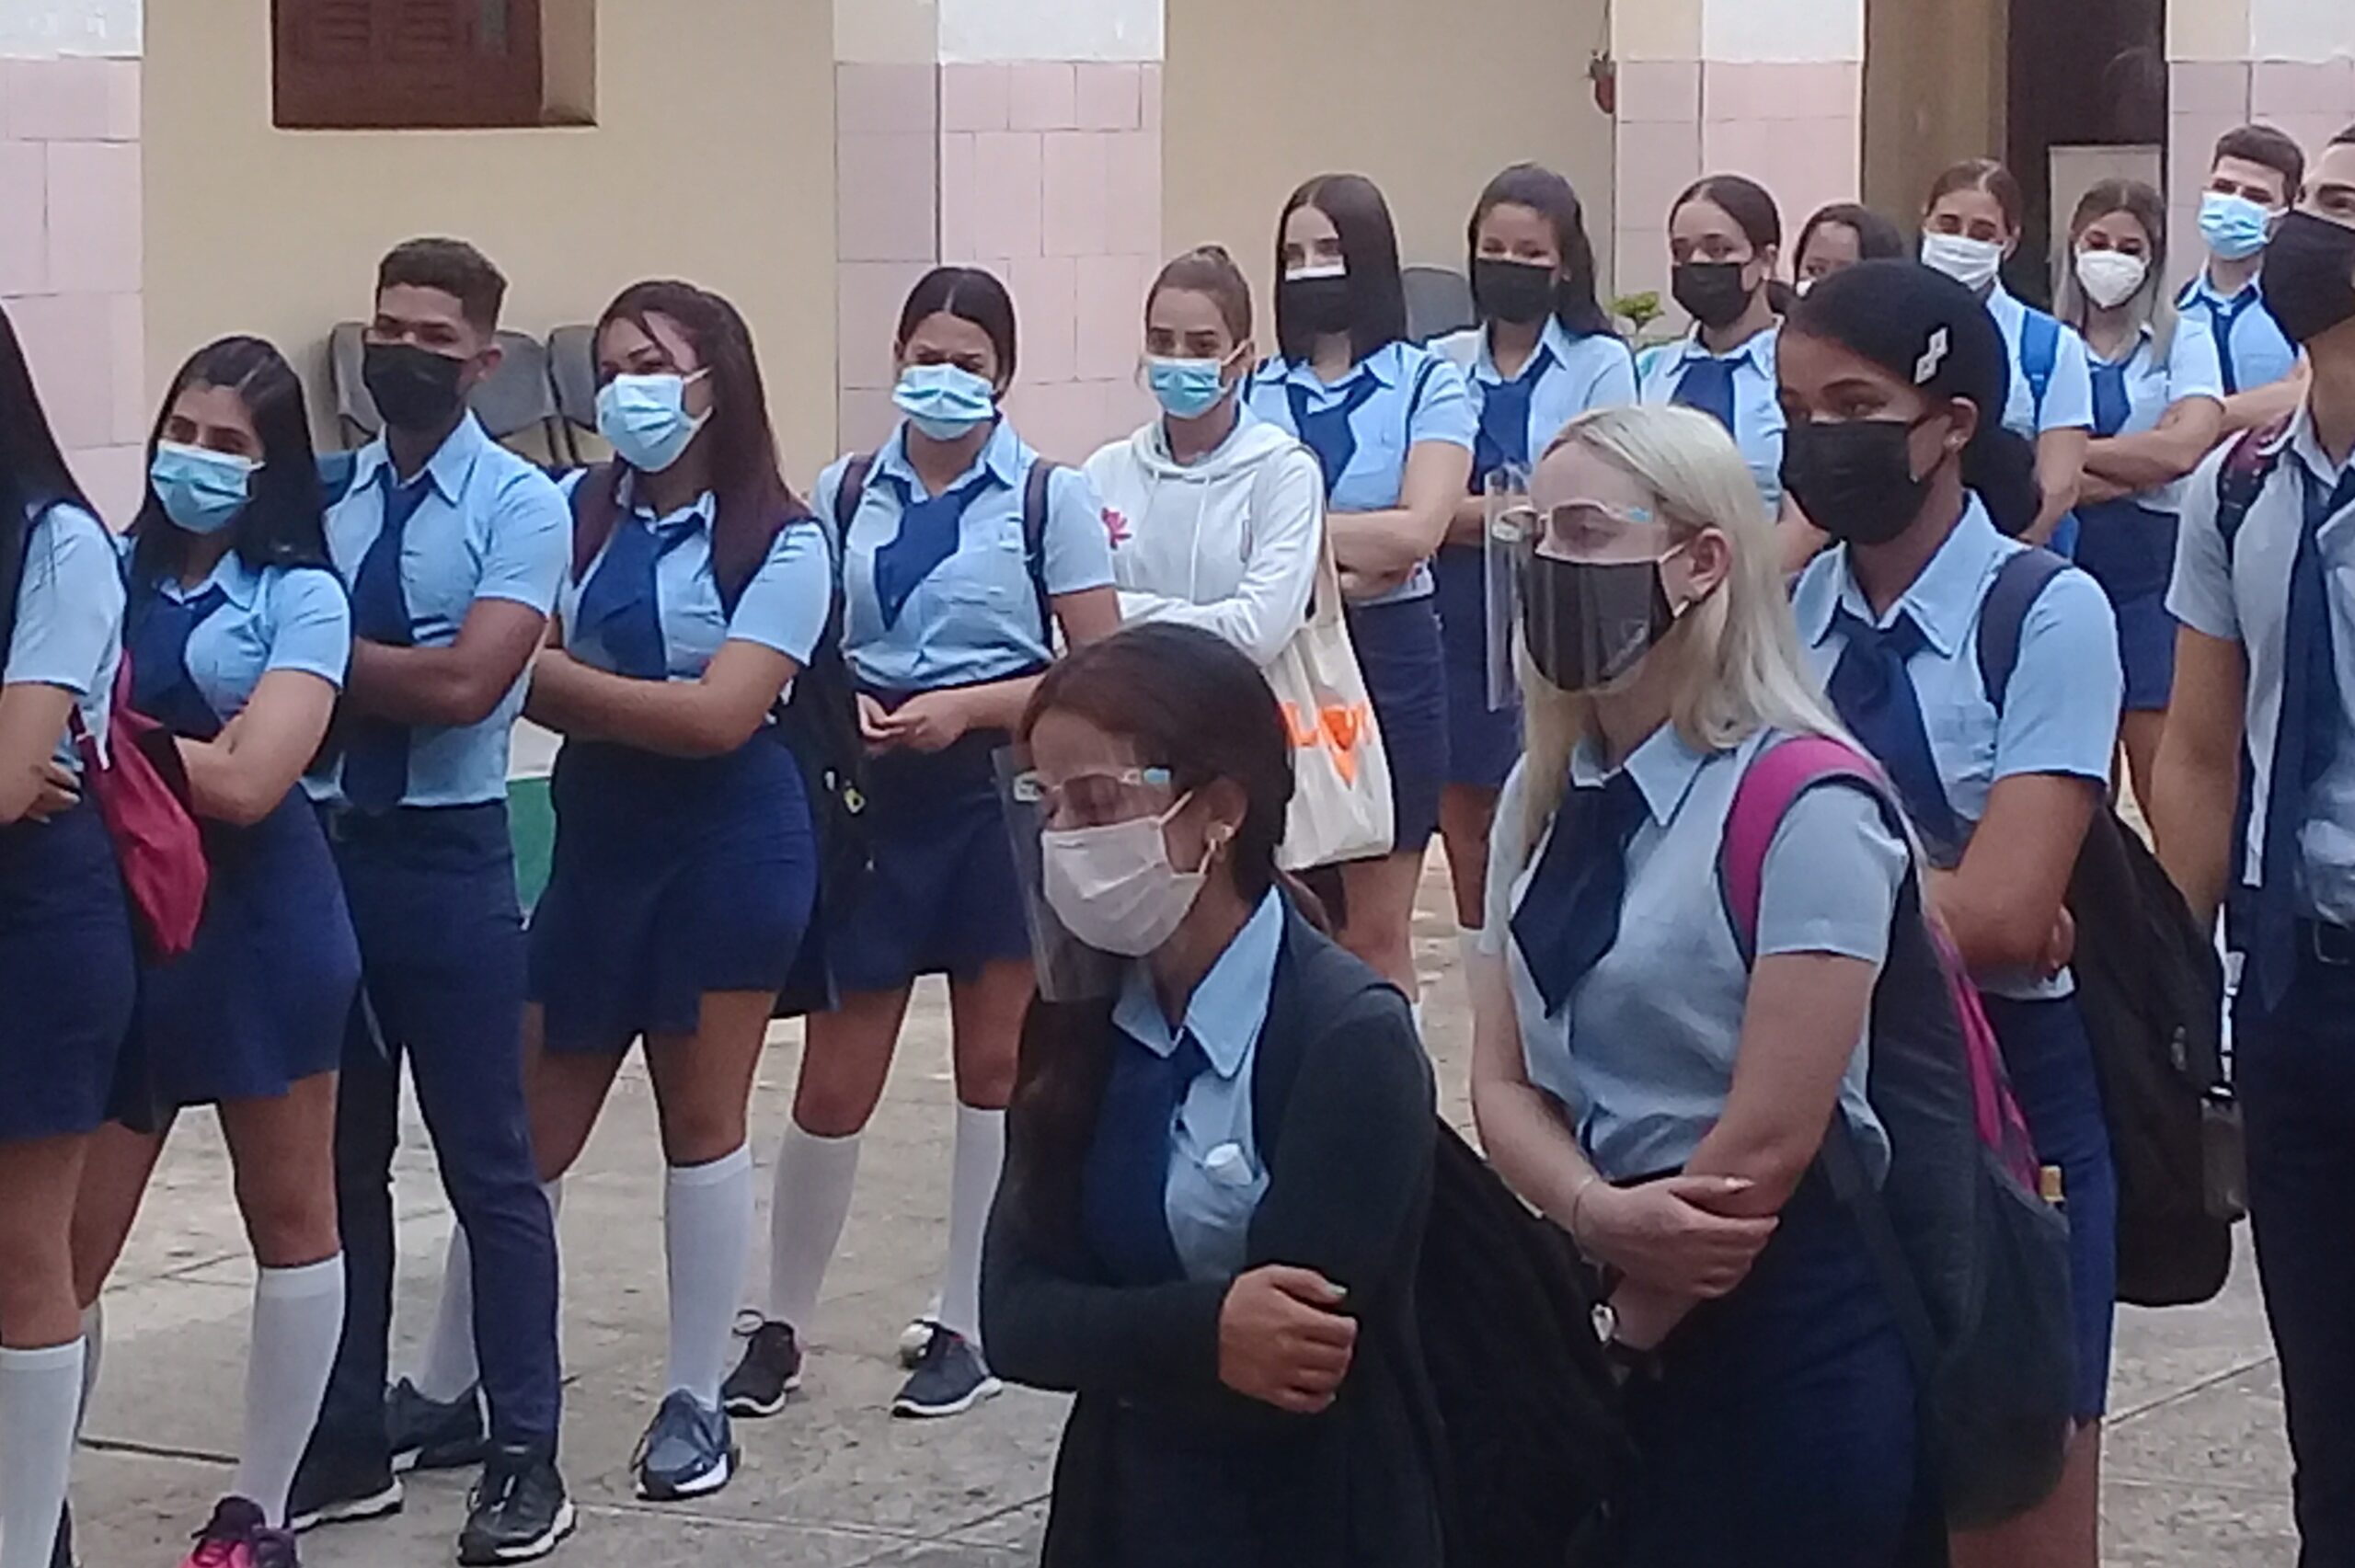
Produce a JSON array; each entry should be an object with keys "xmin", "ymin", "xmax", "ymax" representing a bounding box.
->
[{"xmin": 1515, "ymin": 405, "xmax": 1855, "ymax": 859}]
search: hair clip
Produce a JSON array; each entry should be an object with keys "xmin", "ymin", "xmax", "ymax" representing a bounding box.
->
[{"xmin": 1913, "ymin": 326, "xmax": 1950, "ymax": 385}]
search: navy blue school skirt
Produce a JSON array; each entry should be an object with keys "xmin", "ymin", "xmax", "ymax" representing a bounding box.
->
[
  {"xmin": 2074, "ymin": 498, "xmax": 2178, "ymax": 712},
  {"xmin": 1982, "ymin": 991, "xmax": 2118, "ymax": 1421},
  {"xmin": 1431, "ymin": 545, "xmax": 1518, "ymax": 792},
  {"xmin": 530, "ymin": 731, "xmax": 818, "ymax": 1053},
  {"xmin": 128, "ymin": 790, "xmax": 361, "ymax": 1116},
  {"xmin": 0, "ymin": 800, "xmax": 137, "ymax": 1142},
  {"xmin": 1618, "ymin": 1174, "xmax": 1930, "ymax": 1567},
  {"xmin": 1346, "ymin": 595, "xmax": 1447, "ymax": 853},
  {"xmin": 828, "ymin": 720, "xmax": 1029, "ymax": 995}
]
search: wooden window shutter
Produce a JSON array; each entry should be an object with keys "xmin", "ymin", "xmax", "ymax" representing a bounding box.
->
[{"xmin": 274, "ymin": 0, "xmax": 549, "ymax": 130}]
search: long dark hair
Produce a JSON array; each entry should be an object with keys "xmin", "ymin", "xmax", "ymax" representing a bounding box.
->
[
  {"xmin": 0, "ymin": 302, "xmax": 94, "ymax": 661},
  {"xmin": 1468, "ymin": 163, "xmax": 1614, "ymax": 338},
  {"xmin": 129, "ymin": 337, "xmax": 330, "ymax": 589},
  {"xmin": 1276, "ymin": 173, "xmax": 1410, "ymax": 364},
  {"xmin": 896, "ymin": 265, "xmax": 1020, "ymax": 386},
  {"xmin": 1796, "ymin": 202, "xmax": 1907, "ymax": 270}
]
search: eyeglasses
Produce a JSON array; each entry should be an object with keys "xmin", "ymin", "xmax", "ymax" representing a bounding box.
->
[
  {"xmin": 1491, "ymin": 500, "xmax": 1665, "ymax": 557},
  {"xmin": 1011, "ymin": 766, "xmax": 1176, "ymax": 826}
]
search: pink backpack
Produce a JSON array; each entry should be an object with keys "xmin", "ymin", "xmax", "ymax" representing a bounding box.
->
[{"xmin": 72, "ymin": 647, "xmax": 208, "ymax": 960}]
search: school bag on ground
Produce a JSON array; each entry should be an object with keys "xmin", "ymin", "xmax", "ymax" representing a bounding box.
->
[{"xmin": 1722, "ymin": 734, "xmax": 2075, "ymax": 1529}]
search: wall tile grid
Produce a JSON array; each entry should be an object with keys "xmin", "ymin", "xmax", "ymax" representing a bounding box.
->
[{"xmin": 0, "ymin": 52, "xmax": 144, "ymax": 522}]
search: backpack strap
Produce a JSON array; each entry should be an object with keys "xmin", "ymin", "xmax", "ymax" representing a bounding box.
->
[
  {"xmin": 1022, "ymin": 457, "xmax": 1063, "ymax": 642},
  {"xmin": 1718, "ymin": 734, "xmax": 1892, "ymax": 962},
  {"xmin": 831, "ymin": 452, "xmax": 875, "ymax": 539},
  {"xmin": 2215, "ymin": 418, "xmax": 2293, "ymax": 553},
  {"xmin": 2019, "ymin": 309, "xmax": 2060, "ymax": 426},
  {"xmin": 1973, "ymin": 547, "xmax": 2069, "ymax": 714}
]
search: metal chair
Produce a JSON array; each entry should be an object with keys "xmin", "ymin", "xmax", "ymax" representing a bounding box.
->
[
  {"xmin": 325, "ymin": 321, "xmax": 380, "ymax": 448},
  {"xmin": 322, "ymin": 324, "xmax": 569, "ymax": 464},
  {"xmin": 546, "ymin": 323, "xmax": 599, "ymax": 464},
  {"xmin": 1403, "ymin": 265, "xmax": 1477, "ymax": 344}
]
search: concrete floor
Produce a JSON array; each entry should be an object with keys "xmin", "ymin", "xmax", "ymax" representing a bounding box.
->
[{"xmin": 75, "ymin": 874, "xmax": 2298, "ymax": 1566}]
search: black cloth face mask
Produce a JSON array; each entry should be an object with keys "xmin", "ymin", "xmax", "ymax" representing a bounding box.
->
[
  {"xmin": 363, "ymin": 341, "xmax": 471, "ymax": 431},
  {"xmin": 1473, "ymin": 258, "xmax": 1558, "ymax": 326},
  {"xmin": 1671, "ymin": 260, "xmax": 1755, "ymax": 331},
  {"xmin": 1782, "ymin": 416, "xmax": 1939, "ymax": 548},
  {"xmin": 1520, "ymin": 551, "xmax": 1681, "ymax": 692},
  {"xmin": 1281, "ymin": 272, "xmax": 1354, "ymax": 340},
  {"xmin": 2263, "ymin": 212, "xmax": 2355, "ymax": 347}
]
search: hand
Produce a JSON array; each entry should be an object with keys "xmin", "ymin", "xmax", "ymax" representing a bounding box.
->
[
  {"xmin": 23, "ymin": 761, "xmax": 79, "ymax": 822},
  {"xmin": 1337, "ymin": 566, "xmax": 1411, "ymax": 602},
  {"xmin": 876, "ymin": 689, "xmax": 973, "ymax": 754},
  {"xmin": 2038, "ymin": 905, "xmax": 2075, "ymax": 980},
  {"xmin": 1217, "ymin": 1265, "xmax": 1358, "ymax": 1414},
  {"xmin": 856, "ymin": 692, "xmax": 897, "ymax": 750},
  {"xmin": 1607, "ymin": 1279, "xmax": 1688, "ymax": 1353},
  {"xmin": 1574, "ymin": 1175, "xmax": 1778, "ymax": 1299}
]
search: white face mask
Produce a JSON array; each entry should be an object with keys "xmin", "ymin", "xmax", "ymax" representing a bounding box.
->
[
  {"xmin": 2074, "ymin": 247, "xmax": 2149, "ymax": 310},
  {"xmin": 1040, "ymin": 793, "xmax": 1227, "ymax": 957},
  {"xmin": 1920, "ymin": 232, "xmax": 2005, "ymax": 292}
]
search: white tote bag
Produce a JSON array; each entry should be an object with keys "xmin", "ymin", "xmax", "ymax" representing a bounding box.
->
[{"xmin": 1266, "ymin": 521, "xmax": 1394, "ymax": 870}]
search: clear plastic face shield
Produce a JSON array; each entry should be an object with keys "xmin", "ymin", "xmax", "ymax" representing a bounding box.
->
[
  {"xmin": 1488, "ymin": 485, "xmax": 1693, "ymax": 699},
  {"xmin": 1478, "ymin": 462, "xmax": 1532, "ymax": 713}
]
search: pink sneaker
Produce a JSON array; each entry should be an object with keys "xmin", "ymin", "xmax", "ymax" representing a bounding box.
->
[{"xmin": 178, "ymin": 1498, "xmax": 299, "ymax": 1568}]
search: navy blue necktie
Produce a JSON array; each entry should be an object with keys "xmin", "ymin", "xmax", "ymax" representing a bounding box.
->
[
  {"xmin": 128, "ymin": 583, "xmax": 231, "ymax": 741},
  {"xmin": 1670, "ymin": 354, "xmax": 1738, "ymax": 435},
  {"xmin": 1511, "ymin": 772, "xmax": 1648, "ymax": 1019},
  {"xmin": 1287, "ymin": 376, "xmax": 1384, "ymax": 498},
  {"xmin": 1473, "ymin": 345, "xmax": 1554, "ymax": 484},
  {"xmin": 2196, "ymin": 294, "xmax": 2252, "ymax": 395},
  {"xmin": 1825, "ymin": 607, "xmax": 1964, "ymax": 857},
  {"xmin": 343, "ymin": 467, "xmax": 431, "ymax": 813},
  {"xmin": 1081, "ymin": 1028, "xmax": 1213, "ymax": 1288},
  {"xmin": 572, "ymin": 514, "xmax": 699, "ymax": 681},
  {"xmin": 869, "ymin": 468, "xmax": 998, "ymax": 630},
  {"xmin": 2091, "ymin": 360, "xmax": 2132, "ymax": 440}
]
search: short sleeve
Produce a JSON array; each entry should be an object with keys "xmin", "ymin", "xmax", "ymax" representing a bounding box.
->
[
  {"xmin": 1991, "ymin": 565, "xmax": 2122, "ymax": 783},
  {"xmin": 2165, "ymin": 316, "xmax": 2227, "ymax": 407},
  {"xmin": 1039, "ymin": 464, "xmax": 1116, "ymax": 598},
  {"xmin": 1754, "ymin": 783, "xmax": 1907, "ymax": 962},
  {"xmin": 725, "ymin": 521, "xmax": 833, "ymax": 664},
  {"xmin": 262, "ymin": 567, "xmax": 353, "ymax": 689},
  {"xmin": 6, "ymin": 506, "xmax": 121, "ymax": 696},
  {"xmin": 1583, "ymin": 340, "xmax": 1639, "ymax": 411},
  {"xmin": 1407, "ymin": 356, "xmax": 1477, "ymax": 451},
  {"xmin": 2167, "ymin": 445, "xmax": 2239, "ymax": 642},
  {"xmin": 2039, "ymin": 326, "xmax": 2096, "ymax": 434},
  {"xmin": 474, "ymin": 468, "xmax": 570, "ymax": 614}
]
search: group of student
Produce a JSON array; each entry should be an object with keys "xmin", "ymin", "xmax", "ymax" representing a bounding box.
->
[{"xmin": 0, "ymin": 110, "xmax": 2349, "ymax": 1568}]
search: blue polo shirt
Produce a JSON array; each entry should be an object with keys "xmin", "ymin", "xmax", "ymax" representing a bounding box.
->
[
  {"xmin": 2087, "ymin": 315, "xmax": 2225, "ymax": 512},
  {"xmin": 136, "ymin": 551, "xmax": 350, "ymax": 722},
  {"xmin": 6, "ymin": 501, "xmax": 121, "ymax": 776},
  {"xmin": 1987, "ymin": 285, "xmax": 2095, "ymax": 441},
  {"xmin": 1637, "ymin": 325, "xmax": 1786, "ymax": 513},
  {"xmin": 1436, "ymin": 317, "xmax": 1638, "ymax": 481},
  {"xmin": 2177, "ymin": 271, "xmax": 2300, "ymax": 397}
]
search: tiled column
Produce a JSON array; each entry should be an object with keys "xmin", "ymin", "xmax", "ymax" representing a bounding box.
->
[{"xmin": 0, "ymin": 0, "xmax": 144, "ymax": 523}]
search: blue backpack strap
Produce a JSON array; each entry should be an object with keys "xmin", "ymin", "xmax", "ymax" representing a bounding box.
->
[
  {"xmin": 2214, "ymin": 419, "xmax": 2292, "ymax": 554},
  {"xmin": 1973, "ymin": 547, "xmax": 2070, "ymax": 714},
  {"xmin": 1022, "ymin": 458, "xmax": 1063, "ymax": 642},
  {"xmin": 316, "ymin": 450, "xmax": 360, "ymax": 510},
  {"xmin": 2019, "ymin": 310, "xmax": 2060, "ymax": 427}
]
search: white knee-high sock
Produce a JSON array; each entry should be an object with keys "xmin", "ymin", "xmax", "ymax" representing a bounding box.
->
[
  {"xmin": 236, "ymin": 1258, "xmax": 345, "ymax": 1526},
  {"xmin": 417, "ymin": 1180, "xmax": 561, "ymax": 1402},
  {"xmin": 0, "ymin": 1342, "xmax": 84, "ymax": 1568},
  {"xmin": 765, "ymin": 1124, "xmax": 861, "ymax": 1334},
  {"xmin": 664, "ymin": 1147, "xmax": 752, "ymax": 1409},
  {"xmin": 935, "ymin": 1104, "xmax": 1005, "ymax": 1348}
]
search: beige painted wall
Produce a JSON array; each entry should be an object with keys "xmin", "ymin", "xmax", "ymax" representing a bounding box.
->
[
  {"xmin": 142, "ymin": 0, "xmax": 841, "ymax": 479},
  {"xmin": 1862, "ymin": 0, "xmax": 2005, "ymax": 224},
  {"xmin": 1163, "ymin": 0, "xmax": 1614, "ymax": 326}
]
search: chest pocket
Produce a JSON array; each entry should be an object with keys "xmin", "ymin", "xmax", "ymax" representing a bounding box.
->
[{"xmin": 933, "ymin": 516, "xmax": 1027, "ymax": 608}]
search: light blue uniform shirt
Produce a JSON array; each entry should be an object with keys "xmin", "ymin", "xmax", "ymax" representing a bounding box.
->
[
  {"xmin": 553, "ymin": 472, "xmax": 833, "ymax": 687},
  {"xmin": 1244, "ymin": 339, "xmax": 1476, "ymax": 604},
  {"xmin": 144, "ymin": 551, "xmax": 350, "ymax": 721},
  {"xmin": 1483, "ymin": 726, "xmax": 1905, "ymax": 1183},
  {"xmin": 1109, "ymin": 886, "xmax": 1283, "ymax": 1283},
  {"xmin": 2087, "ymin": 315, "xmax": 2225, "ymax": 512},
  {"xmin": 1440, "ymin": 317, "xmax": 1639, "ymax": 475},
  {"xmin": 1793, "ymin": 496, "xmax": 2122, "ymax": 999},
  {"xmin": 1637, "ymin": 326, "xmax": 1786, "ymax": 513},
  {"xmin": 2168, "ymin": 411, "xmax": 2355, "ymax": 924},
  {"xmin": 1987, "ymin": 285, "xmax": 2095, "ymax": 441},
  {"xmin": 313, "ymin": 414, "xmax": 569, "ymax": 808},
  {"xmin": 6, "ymin": 502, "xmax": 121, "ymax": 776},
  {"xmin": 815, "ymin": 420, "xmax": 1114, "ymax": 693},
  {"xmin": 2177, "ymin": 271, "xmax": 2300, "ymax": 397}
]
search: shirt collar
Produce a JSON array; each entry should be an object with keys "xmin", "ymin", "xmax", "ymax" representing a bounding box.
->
[
  {"xmin": 1984, "ymin": 283, "xmax": 2027, "ymax": 332},
  {"xmin": 618, "ymin": 471, "xmax": 718, "ymax": 532},
  {"xmin": 1111, "ymin": 888, "xmax": 1285, "ymax": 1080},
  {"xmin": 1568, "ymin": 720, "xmax": 1711, "ymax": 827},
  {"xmin": 2286, "ymin": 406, "xmax": 2353, "ymax": 486},
  {"xmin": 876, "ymin": 417, "xmax": 1031, "ymax": 495},
  {"xmin": 1801, "ymin": 494, "xmax": 2007, "ymax": 658},
  {"xmin": 2182, "ymin": 269, "xmax": 2261, "ymax": 308},
  {"xmin": 160, "ymin": 546, "xmax": 261, "ymax": 610},
  {"xmin": 1475, "ymin": 318, "xmax": 1579, "ymax": 385},
  {"xmin": 1271, "ymin": 339, "xmax": 1405, "ymax": 394},
  {"xmin": 348, "ymin": 412, "xmax": 491, "ymax": 506},
  {"xmin": 1673, "ymin": 322, "xmax": 1775, "ymax": 373}
]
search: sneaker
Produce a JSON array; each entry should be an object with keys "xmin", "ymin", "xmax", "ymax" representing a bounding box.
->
[
  {"xmin": 386, "ymin": 1378, "xmax": 486, "ymax": 1473},
  {"xmin": 720, "ymin": 1320, "xmax": 803, "ymax": 1418},
  {"xmin": 49, "ymin": 1501, "xmax": 73, "ymax": 1568},
  {"xmin": 897, "ymin": 1304, "xmax": 941, "ymax": 1369},
  {"xmin": 890, "ymin": 1327, "xmax": 1001, "ymax": 1419},
  {"xmin": 631, "ymin": 1391, "xmax": 737, "ymax": 1501},
  {"xmin": 286, "ymin": 1447, "xmax": 403, "ymax": 1533},
  {"xmin": 457, "ymin": 1445, "xmax": 576, "ymax": 1566},
  {"xmin": 177, "ymin": 1497, "xmax": 300, "ymax": 1568}
]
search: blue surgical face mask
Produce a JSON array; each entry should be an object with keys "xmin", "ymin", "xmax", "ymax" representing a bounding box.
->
[
  {"xmin": 597, "ymin": 370, "xmax": 710, "ymax": 474},
  {"xmin": 894, "ymin": 362, "xmax": 998, "ymax": 441},
  {"xmin": 150, "ymin": 441, "xmax": 256, "ymax": 536},
  {"xmin": 1145, "ymin": 355, "xmax": 1235, "ymax": 420},
  {"xmin": 2199, "ymin": 191, "xmax": 2274, "ymax": 263}
]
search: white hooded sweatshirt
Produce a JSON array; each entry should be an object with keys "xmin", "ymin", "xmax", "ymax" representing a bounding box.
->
[{"xmin": 1083, "ymin": 406, "xmax": 1327, "ymax": 669}]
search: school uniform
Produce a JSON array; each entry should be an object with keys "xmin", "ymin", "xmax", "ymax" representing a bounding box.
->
[
  {"xmin": 2168, "ymin": 411, "xmax": 2355, "ymax": 1558},
  {"xmin": 0, "ymin": 500, "xmax": 134, "ymax": 1144},
  {"xmin": 2177, "ymin": 270, "xmax": 2300, "ymax": 397},
  {"xmin": 813, "ymin": 418, "xmax": 1114, "ymax": 993},
  {"xmin": 2076, "ymin": 316, "xmax": 2224, "ymax": 709},
  {"xmin": 1638, "ymin": 325, "xmax": 1787, "ymax": 515},
  {"xmin": 1986, "ymin": 285, "xmax": 2097, "ymax": 443},
  {"xmin": 121, "ymin": 549, "xmax": 360, "ymax": 1116},
  {"xmin": 1433, "ymin": 319, "xmax": 1637, "ymax": 788},
  {"xmin": 528, "ymin": 473, "xmax": 830, "ymax": 1050},
  {"xmin": 1246, "ymin": 341, "xmax": 1476, "ymax": 851},
  {"xmin": 307, "ymin": 412, "xmax": 569, "ymax": 1464},
  {"xmin": 1482, "ymin": 724, "xmax": 1921, "ymax": 1567},
  {"xmin": 1794, "ymin": 496, "xmax": 2124, "ymax": 1422}
]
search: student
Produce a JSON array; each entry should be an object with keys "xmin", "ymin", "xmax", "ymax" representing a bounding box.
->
[
  {"xmin": 1429, "ymin": 165, "xmax": 1636, "ymax": 968},
  {"xmin": 63, "ymin": 338, "xmax": 357, "ymax": 1556},
  {"xmin": 1242, "ymin": 173, "xmax": 1476, "ymax": 996},
  {"xmin": 1793, "ymin": 202, "xmax": 1907, "ymax": 292},
  {"xmin": 1782, "ymin": 260, "xmax": 2122, "ymax": 1568},
  {"xmin": 727, "ymin": 267, "xmax": 1120, "ymax": 1424},
  {"xmin": 1468, "ymin": 404, "xmax": 1924, "ymax": 1566},
  {"xmin": 0, "ymin": 302, "xmax": 134, "ymax": 1568},
  {"xmin": 2179, "ymin": 124, "xmax": 2310, "ymax": 432},
  {"xmin": 2053, "ymin": 181, "xmax": 2223, "ymax": 808},
  {"xmin": 289, "ymin": 239, "xmax": 572, "ymax": 1567},
  {"xmin": 983, "ymin": 621, "xmax": 1441, "ymax": 1567},
  {"xmin": 2153, "ymin": 127, "xmax": 2355, "ymax": 1568},
  {"xmin": 1920, "ymin": 158, "xmax": 2094, "ymax": 549}
]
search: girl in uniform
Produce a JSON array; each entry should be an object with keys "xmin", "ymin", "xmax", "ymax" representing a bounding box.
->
[
  {"xmin": 1433, "ymin": 165, "xmax": 1635, "ymax": 972},
  {"xmin": 728, "ymin": 268, "xmax": 1120, "ymax": 1425},
  {"xmin": 2055, "ymin": 179, "xmax": 2224, "ymax": 808},
  {"xmin": 0, "ymin": 302, "xmax": 134, "ymax": 1568},
  {"xmin": 1781, "ymin": 260, "xmax": 2122, "ymax": 1568},
  {"xmin": 1468, "ymin": 404, "xmax": 1927, "ymax": 1566},
  {"xmin": 1919, "ymin": 159, "xmax": 2094, "ymax": 550},
  {"xmin": 1243, "ymin": 174, "xmax": 1476, "ymax": 997},
  {"xmin": 1793, "ymin": 202, "xmax": 1907, "ymax": 292},
  {"xmin": 67, "ymin": 338, "xmax": 358, "ymax": 1552}
]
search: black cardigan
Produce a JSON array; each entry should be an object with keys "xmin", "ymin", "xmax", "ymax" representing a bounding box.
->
[{"xmin": 982, "ymin": 906, "xmax": 1443, "ymax": 1568}]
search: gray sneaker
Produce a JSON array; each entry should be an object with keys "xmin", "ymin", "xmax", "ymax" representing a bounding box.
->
[
  {"xmin": 631, "ymin": 1391, "xmax": 737, "ymax": 1501},
  {"xmin": 890, "ymin": 1327, "xmax": 1001, "ymax": 1419}
]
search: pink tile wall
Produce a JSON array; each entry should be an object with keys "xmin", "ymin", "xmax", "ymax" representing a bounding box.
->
[
  {"xmin": 1700, "ymin": 62, "xmax": 1862, "ymax": 251},
  {"xmin": 2247, "ymin": 59, "xmax": 2355, "ymax": 169}
]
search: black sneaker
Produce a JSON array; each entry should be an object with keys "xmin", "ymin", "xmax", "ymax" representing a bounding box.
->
[
  {"xmin": 386, "ymin": 1378, "xmax": 487, "ymax": 1473},
  {"xmin": 177, "ymin": 1496, "xmax": 300, "ymax": 1568},
  {"xmin": 48, "ymin": 1500, "xmax": 73, "ymax": 1568},
  {"xmin": 890, "ymin": 1327, "xmax": 1001, "ymax": 1419},
  {"xmin": 457, "ymin": 1445, "xmax": 576, "ymax": 1566},
  {"xmin": 286, "ymin": 1447, "xmax": 403, "ymax": 1533},
  {"xmin": 631, "ymin": 1391, "xmax": 737, "ymax": 1501},
  {"xmin": 719, "ymin": 1321, "xmax": 802, "ymax": 1418}
]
